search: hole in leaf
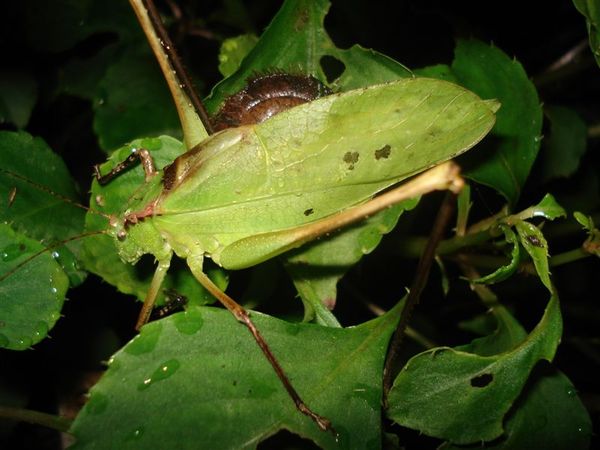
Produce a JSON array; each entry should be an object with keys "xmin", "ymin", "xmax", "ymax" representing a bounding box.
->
[
  {"xmin": 471, "ymin": 373, "xmax": 493, "ymax": 388},
  {"xmin": 320, "ymin": 55, "xmax": 345, "ymax": 83},
  {"xmin": 258, "ymin": 429, "xmax": 320, "ymax": 449}
]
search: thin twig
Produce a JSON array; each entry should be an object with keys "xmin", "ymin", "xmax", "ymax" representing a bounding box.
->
[
  {"xmin": 534, "ymin": 39, "xmax": 594, "ymax": 88},
  {"xmin": 0, "ymin": 406, "xmax": 72, "ymax": 433},
  {"xmin": 383, "ymin": 191, "xmax": 458, "ymax": 400}
]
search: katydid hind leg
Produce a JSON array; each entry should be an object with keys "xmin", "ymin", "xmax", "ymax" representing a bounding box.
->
[
  {"xmin": 188, "ymin": 260, "xmax": 335, "ymax": 434},
  {"xmin": 221, "ymin": 161, "xmax": 465, "ymax": 269}
]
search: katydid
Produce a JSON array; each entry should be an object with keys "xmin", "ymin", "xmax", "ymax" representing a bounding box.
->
[
  {"xmin": 0, "ymin": 0, "xmax": 498, "ymax": 434},
  {"xmin": 76, "ymin": 0, "xmax": 500, "ymax": 432}
]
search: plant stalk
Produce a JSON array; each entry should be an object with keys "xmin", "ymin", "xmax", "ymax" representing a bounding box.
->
[{"xmin": 0, "ymin": 405, "xmax": 72, "ymax": 433}]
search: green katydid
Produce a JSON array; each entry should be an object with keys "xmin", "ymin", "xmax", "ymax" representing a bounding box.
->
[
  {"xmin": 0, "ymin": 0, "xmax": 498, "ymax": 434},
  {"xmin": 74, "ymin": 0, "xmax": 499, "ymax": 431}
]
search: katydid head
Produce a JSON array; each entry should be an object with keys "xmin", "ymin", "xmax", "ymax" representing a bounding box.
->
[{"xmin": 108, "ymin": 213, "xmax": 170, "ymax": 266}]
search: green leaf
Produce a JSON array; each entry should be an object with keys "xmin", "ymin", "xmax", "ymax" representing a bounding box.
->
[
  {"xmin": 387, "ymin": 292, "xmax": 562, "ymax": 444},
  {"xmin": 455, "ymin": 40, "xmax": 543, "ymax": 205},
  {"xmin": 573, "ymin": 211, "xmax": 600, "ymax": 257},
  {"xmin": 452, "ymin": 301, "xmax": 577, "ymax": 448},
  {"xmin": 93, "ymin": 47, "xmax": 182, "ymax": 151},
  {"xmin": 459, "ymin": 282, "xmax": 528, "ymax": 355},
  {"xmin": 415, "ymin": 64, "xmax": 459, "ymax": 83},
  {"xmin": 218, "ymin": 34, "xmax": 259, "ymax": 77},
  {"xmin": 512, "ymin": 193, "xmax": 567, "ymax": 221},
  {"xmin": 0, "ymin": 131, "xmax": 86, "ymax": 286},
  {"xmin": 0, "ymin": 224, "xmax": 68, "ymax": 350},
  {"xmin": 421, "ymin": 39, "xmax": 543, "ymax": 205},
  {"xmin": 82, "ymin": 136, "xmax": 225, "ymax": 306},
  {"xmin": 441, "ymin": 366, "xmax": 592, "ymax": 450},
  {"xmin": 573, "ymin": 0, "xmax": 600, "ymax": 67},
  {"xmin": 458, "ymin": 304, "xmax": 528, "ymax": 357},
  {"xmin": 514, "ymin": 221, "xmax": 552, "ymax": 292},
  {"xmin": 70, "ymin": 301, "xmax": 403, "ymax": 449},
  {"xmin": 574, "ymin": 211, "xmax": 594, "ymax": 230},
  {"xmin": 330, "ymin": 45, "xmax": 412, "ymax": 90},
  {"xmin": 205, "ymin": 0, "xmax": 411, "ymax": 113},
  {"xmin": 541, "ymin": 106, "xmax": 588, "ymax": 182},
  {"xmin": 285, "ymin": 201, "xmax": 416, "ymax": 326},
  {"xmin": 471, "ymin": 224, "xmax": 520, "ymax": 285}
]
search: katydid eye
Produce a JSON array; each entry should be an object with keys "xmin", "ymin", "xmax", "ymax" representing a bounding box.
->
[{"xmin": 211, "ymin": 73, "xmax": 331, "ymax": 131}]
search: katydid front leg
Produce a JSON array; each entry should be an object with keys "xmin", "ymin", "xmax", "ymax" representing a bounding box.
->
[
  {"xmin": 135, "ymin": 254, "xmax": 172, "ymax": 330},
  {"xmin": 94, "ymin": 148, "xmax": 158, "ymax": 185}
]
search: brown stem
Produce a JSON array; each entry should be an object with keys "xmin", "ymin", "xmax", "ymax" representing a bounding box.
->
[
  {"xmin": 534, "ymin": 39, "xmax": 594, "ymax": 88},
  {"xmin": 382, "ymin": 190, "xmax": 459, "ymax": 400}
]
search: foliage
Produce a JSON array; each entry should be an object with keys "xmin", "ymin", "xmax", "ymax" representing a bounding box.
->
[{"xmin": 0, "ymin": 0, "xmax": 598, "ymax": 449}]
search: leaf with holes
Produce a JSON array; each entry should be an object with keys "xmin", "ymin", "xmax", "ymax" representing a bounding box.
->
[{"xmin": 387, "ymin": 291, "xmax": 562, "ymax": 445}]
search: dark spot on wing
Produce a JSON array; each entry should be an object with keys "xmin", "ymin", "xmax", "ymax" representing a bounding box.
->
[
  {"xmin": 526, "ymin": 235, "xmax": 544, "ymax": 247},
  {"xmin": 304, "ymin": 208, "xmax": 314, "ymax": 216},
  {"xmin": 470, "ymin": 373, "xmax": 493, "ymax": 388},
  {"xmin": 375, "ymin": 144, "xmax": 391, "ymax": 160},
  {"xmin": 343, "ymin": 151, "xmax": 360, "ymax": 170}
]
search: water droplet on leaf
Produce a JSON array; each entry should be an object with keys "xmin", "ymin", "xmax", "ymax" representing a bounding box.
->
[
  {"xmin": 34, "ymin": 321, "xmax": 48, "ymax": 338},
  {"xmin": 125, "ymin": 323, "xmax": 162, "ymax": 355},
  {"xmin": 86, "ymin": 392, "xmax": 109, "ymax": 415},
  {"xmin": 16, "ymin": 337, "xmax": 32, "ymax": 349},
  {"xmin": 137, "ymin": 359, "xmax": 180, "ymax": 391},
  {"xmin": 125, "ymin": 426, "xmax": 145, "ymax": 441},
  {"xmin": 1, "ymin": 244, "xmax": 24, "ymax": 262},
  {"xmin": 173, "ymin": 309, "xmax": 203, "ymax": 335}
]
